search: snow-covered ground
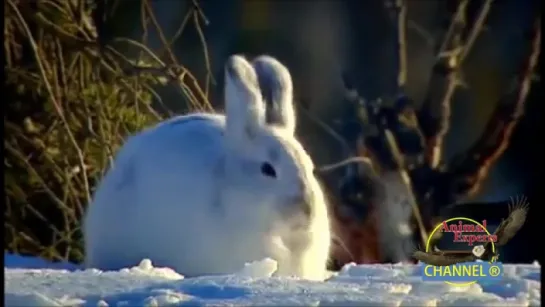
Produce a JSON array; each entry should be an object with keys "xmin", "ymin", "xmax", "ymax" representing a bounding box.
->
[{"xmin": 5, "ymin": 253, "xmax": 541, "ymax": 307}]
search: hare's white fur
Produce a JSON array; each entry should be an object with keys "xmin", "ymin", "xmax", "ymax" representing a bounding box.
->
[{"xmin": 83, "ymin": 55, "xmax": 331, "ymax": 281}]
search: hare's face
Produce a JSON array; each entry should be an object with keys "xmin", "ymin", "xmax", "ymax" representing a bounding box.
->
[
  {"xmin": 225, "ymin": 127, "xmax": 320, "ymax": 229},
  {"xmin": 221, "ymin": 54, "xmax": 327, "ymax": 231}
]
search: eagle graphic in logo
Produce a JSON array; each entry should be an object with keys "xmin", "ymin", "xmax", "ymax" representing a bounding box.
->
[{"xmin": 413, "ymin": 196, "xmax": 529, "ymax": 266}]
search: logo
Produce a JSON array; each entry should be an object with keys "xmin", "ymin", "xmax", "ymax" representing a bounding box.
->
[
  {"xmin": 420, "ymin": 217, "xmax": 502, "ymax": 286},
  {"xmin": 414, "ymin": 196, "xmax": 529, "ymax": 286}
]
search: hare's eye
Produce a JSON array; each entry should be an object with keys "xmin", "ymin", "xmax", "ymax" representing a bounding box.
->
[{"xmin": 260, "ymin": 162, "xmax": 277, "ymax": 178}]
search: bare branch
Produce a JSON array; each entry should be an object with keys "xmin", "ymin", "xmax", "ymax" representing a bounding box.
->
[
  {"xmin": 193, "ymin": 10, "xmax": 216, "ymax": 98},
  {"xmin": 395, "ymin": 0, "xmax": 408, "ymax": 88},
  {"xmin": 407, "ymin": 20, "xmax": 434, "ymax": 47},
  {"xmin": 446, "ymin": 17, "xmax": 541, "ymax": 197},
  {"xmin": 143, "ymin": 0, "xmax": 213, "ymax": 111},
  {"xmin": 338, "ymin": 73, "xmax": 429, "ymax": 261},
  {"xmin": 317, "ymin": 156, "xmax": 375, "ymax": 174},
  {"xmin": 458, "ymin": 0, "xmax": 494, "ymax": 64},
  {"xmin": 383, "ymin": 129, "xmax": 429, "ymax": 247},
  {"xmin": 191, "ymin": 0, "xmax": 210, "ymax": 26},
  {"xmin": 7, "ymin": 0, "xmax": 92, "ymax": 204},
  {"xmin": 418, "ymin": 0, "xmax": 470, "ymax": 169}
]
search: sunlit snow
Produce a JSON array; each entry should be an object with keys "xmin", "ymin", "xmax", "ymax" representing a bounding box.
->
[{"xmin": 4, "ymin": 253, "xmax": 541, "ymax": 306}]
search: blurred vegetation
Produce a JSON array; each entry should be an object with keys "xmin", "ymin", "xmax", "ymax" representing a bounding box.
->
[{"xmin": 4, "ymin": 0, "xmax": 211, "ymax": 263}]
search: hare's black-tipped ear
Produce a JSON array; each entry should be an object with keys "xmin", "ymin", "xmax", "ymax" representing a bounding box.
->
[
  {"xmin": 224, "ymin": 55, "xmax": 266, "ymax": 144},
  {"xmin": 252, "ymin": 55, "xmax": 296, "ymax": 135}
]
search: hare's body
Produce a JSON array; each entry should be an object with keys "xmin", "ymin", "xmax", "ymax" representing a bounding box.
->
[
  {"xmin": 84, "ymin": 55, "xmax": 331, "ymax": 280},
  {"xmin": 85, "ymin": 114, "xmax": 262, "ymax": 275}
]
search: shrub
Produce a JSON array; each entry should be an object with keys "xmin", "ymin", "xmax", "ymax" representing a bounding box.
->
[{"xmin": 4, "ymin": 0, "xmax": 210, "ymax": 263}]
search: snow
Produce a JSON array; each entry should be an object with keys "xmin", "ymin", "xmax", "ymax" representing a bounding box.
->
[{"xmin": 5, "ymin": 253, "xmax": 541, "ymax": 307}]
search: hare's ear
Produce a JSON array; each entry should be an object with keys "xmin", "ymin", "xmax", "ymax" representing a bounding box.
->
[
  {"xmin": 252, "ymin": 55, "xmax": 296, "ymax": 135},
  {"xmin": 224, "ymin": 55, "xmax": 266, "ymax": 144}
]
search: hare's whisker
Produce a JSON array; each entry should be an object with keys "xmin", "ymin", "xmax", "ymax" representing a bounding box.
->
[{"xmin": 331, "ymin": 233, "xmax": 357, "ymax": 263}]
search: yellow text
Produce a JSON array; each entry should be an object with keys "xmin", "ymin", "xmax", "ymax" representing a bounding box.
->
[{"xmin": 424, "ymin": 264, "xmax": 487, "ymax": 277}]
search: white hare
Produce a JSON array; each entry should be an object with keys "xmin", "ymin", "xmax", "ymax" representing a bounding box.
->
[{"xmin": 83, "ymin": 54, "xmax": 331, "ymax": 281}]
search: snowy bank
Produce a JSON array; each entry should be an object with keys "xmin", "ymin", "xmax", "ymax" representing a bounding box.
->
[{"xmin": 4, "ymin": 254, "xmax": 541, "ymax": 307}]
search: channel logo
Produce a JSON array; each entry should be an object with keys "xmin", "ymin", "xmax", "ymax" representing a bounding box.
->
[
  {"xmin": 413, "ymin": 197, "xmax": 528, "ymax": 286},
  {"xmin": 421, "ymin": 261, "xmax": 504, "ymax": 282}
]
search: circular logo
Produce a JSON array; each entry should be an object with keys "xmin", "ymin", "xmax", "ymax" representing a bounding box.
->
[
  {"xmin": 488, "ymin": 265, "xmax": 501, "ymax": 277},
  {"xmin": 426, "ymin": 217, "xmax": 496, "ymax": 286}
]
